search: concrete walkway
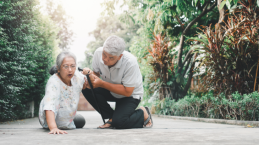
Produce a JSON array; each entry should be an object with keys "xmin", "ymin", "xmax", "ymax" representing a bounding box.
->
[{"xmin": 0, "ymin": 111, "xmax": 259, "ymax": 145}]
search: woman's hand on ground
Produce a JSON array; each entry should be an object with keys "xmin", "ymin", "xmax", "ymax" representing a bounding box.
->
[{"xmin": 48, "ymin": 128, "xmax": 68, "ymax": 135}]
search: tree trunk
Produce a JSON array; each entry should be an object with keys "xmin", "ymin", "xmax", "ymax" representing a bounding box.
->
[
  {"xmin": 159, "ymin": 85, "xmax": 172, "ymax": 100},
  {"xmin": 175, "ymin": 1, "xmax": 217, "ymax": 98}
]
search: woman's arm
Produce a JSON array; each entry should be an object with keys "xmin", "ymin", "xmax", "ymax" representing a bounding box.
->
[{"xmin": 45, "ymin": 110, "xmax": 67, "ymax": 134}]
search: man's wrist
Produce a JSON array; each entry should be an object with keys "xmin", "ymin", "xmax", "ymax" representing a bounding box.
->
[{"xmin": 100, "ymin": 80, "xmax": 105, "ymax": 88}]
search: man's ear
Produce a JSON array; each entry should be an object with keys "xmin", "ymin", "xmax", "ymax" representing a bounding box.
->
[{"xmin": 118, "ymin": 54, "xmax": 123, "ymax": 60}]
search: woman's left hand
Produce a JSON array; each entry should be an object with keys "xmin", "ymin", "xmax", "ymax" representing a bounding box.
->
[
  {"xmin": 48, "ymin": 128, "xmax": 68, "ymax": 135},
  {"xmin": 82, "ymin": 67, "xmax": 92, "ymax": 75}
]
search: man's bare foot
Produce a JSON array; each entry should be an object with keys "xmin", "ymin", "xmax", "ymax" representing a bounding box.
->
[
  {"xmin": 140, "ymin": 106, "xmax": 152, "ymax": 127},
  {"xmin": 98, "ymin": 119, "xmax": 112, "ymax": 128}
]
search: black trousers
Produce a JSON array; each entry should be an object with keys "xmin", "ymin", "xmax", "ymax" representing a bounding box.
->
[{"xmin": 82, "ymin": 88, "xmax": 144, "ymax": 129}]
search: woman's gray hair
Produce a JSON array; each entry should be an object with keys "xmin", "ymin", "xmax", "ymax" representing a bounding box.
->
[
  {"xmin": 49, "ymin": 65, "xmax": 58, "ymax": 75},
  {"xmin": 49, "ymin": 51, "xmax": 77, "ymax": 75},
  {"xmin": 56, "ymin": 51, "xmax": 77, "ymax": 70},
  {"xmin": 103, "ymin": 35, "xmax": 126, "ymax": 56}
]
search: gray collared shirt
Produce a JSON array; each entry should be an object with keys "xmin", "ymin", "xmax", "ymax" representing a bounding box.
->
[{"xmin": 92, "ymin": 47, "xmax": 143, "ymax": 100}]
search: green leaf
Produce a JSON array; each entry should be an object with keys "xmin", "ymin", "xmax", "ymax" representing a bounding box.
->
[
  {"xmin": 180, "ymin": 77, "xmax": 184, "ymax": 84},
  {"xmin": 201, "ymin": 0, "xmax": 205, "ymax": 5},
  {"xmin": 172, "ymin": 0, "xmax": 177, "ymax": 5},
  {"xmin": 176, "ymin": 76, "xmax": 181, "ymax": 83},
  {"xmin": 219, "ymin": 0, "xmax": 226, "ymax": 10},
  {"xmin": 257, "ymin": 0, "xmax": 259, "ymax": 7},
  {"xmin": 167, "ymin": 81, "xmax": 173, "ymax": 86},
  {"xmin": 176, "ymin": 7, "xmax": 181, "ymax": 14},
  {"xmin": 194, "ymin": 0, "xmax": 199, "ymax": 6},
  {"xmin": 233, "ymin": 0, "xmax": 239, "ymax": 5},
  {"xmin": 176, "ymin": 0, "xmax": 181, "ymax": 5},
  {"xmin": 226, "ymin": 0, "xmax": 231, "ymax": 9}
]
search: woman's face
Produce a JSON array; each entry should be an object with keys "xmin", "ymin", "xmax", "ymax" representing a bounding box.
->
[{"xmin": 58, "ymin": 57, "xmax": 76, "ymax": 83}]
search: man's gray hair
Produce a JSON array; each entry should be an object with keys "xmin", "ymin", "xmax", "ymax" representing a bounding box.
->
[
  {"xmin": 56, "ymin": 51, "xmax": 77, "ymax": 70},
  {"xmin": 103, "ymin": 35, "xmax": 126, "ymax": 56}
]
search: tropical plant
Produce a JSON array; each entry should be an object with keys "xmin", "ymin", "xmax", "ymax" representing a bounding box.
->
[
  {"xmin": 190, "ymin": 0, "xmax": 259, "ymax": 96},
  {"xmin": 147, "ymin": 33, "xmax": 175, "ymax": 99}
]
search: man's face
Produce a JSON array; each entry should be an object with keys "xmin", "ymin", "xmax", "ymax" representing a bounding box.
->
[{"xmin": 102, "ymin": 50, "xmax": 122, "ymax": 67}]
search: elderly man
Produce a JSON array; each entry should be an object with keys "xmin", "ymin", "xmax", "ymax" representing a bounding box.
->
[{"xmin": 82, "ymin": 35, "xmax": 153, "ymax": 129}]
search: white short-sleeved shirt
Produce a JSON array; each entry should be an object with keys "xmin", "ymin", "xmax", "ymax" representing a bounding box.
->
[
  {"xmin": 38, "ymin": 70, "xmax": 85, "ymax": 129},
  {"xmin": 92, "ymin": 47, "xmax": 143, "ymax": 99}
]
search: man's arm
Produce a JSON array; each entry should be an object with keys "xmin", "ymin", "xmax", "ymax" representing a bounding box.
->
[
  {"xmin": 91, "ymin": 75, "xmax": 134, "ymax": 97},
  {"xmin": 82, "ymin": 69, "xmax": 104, "ymax": 90},
  {"xmin": 93, "ymin": 71, "xmax": 100, "ymax": 77}
]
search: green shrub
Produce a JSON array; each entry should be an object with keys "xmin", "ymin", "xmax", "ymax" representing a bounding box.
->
[
  {"xmin": 155, "ymin": 91, "xmax": 259, "ymax": 121},
  {"xmin": 0, "ymin": 0, "xmax": 58, "ymax": 121}
]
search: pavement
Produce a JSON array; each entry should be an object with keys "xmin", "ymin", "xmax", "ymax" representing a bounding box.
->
[{"xmin": 0, "ymin": 111, "xmax": 259, "ymax": 145}]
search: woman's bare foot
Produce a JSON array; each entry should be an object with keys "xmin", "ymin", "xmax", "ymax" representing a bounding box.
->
[
  {"xmin": 98, "ymin": 119, "xmax": 112, "ymax": 128},
  {"xmin": 139, "ymin": 106, "xmax": 152, "ymax": 127}
]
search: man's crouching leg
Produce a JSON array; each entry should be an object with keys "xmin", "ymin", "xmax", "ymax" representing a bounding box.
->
[{"xmin": 111, "ymin": 97, "xmax": 144, "ymax": 129}]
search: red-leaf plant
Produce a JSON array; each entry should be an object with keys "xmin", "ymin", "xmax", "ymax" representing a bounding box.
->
[
  {"xmin": 191, "ymin": 0, "xmax": 259, "ymax": 97},
  {"xmin": 147, "ymin": 33, "xmax": 174, "ymax": 99}
]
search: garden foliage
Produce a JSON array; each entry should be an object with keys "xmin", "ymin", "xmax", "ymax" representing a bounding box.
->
[
  {"xmin": 0, "ymin": 0, "xmax": 59, "ymax": 121},
  {"xmin": 130, "ymin": 0, "xmax": 259, "ymax": 120},
  {"xmin": 190, "ymin": 0, "xmax": 259, "ymax": 96},
  {"xmin": 155, "ymin": 91, "xmax": 259, "ymax": 121}
]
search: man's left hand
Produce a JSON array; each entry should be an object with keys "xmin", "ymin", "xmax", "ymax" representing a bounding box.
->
[
  {"xmin": 91, "ymin": 75, "xmax": 103, "ymax": 88},
  {"xmin": 82, "ymin": 74, "xmax": 103, "ymax": 89}
]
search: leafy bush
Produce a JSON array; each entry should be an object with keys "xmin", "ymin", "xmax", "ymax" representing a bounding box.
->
[
  {"xmin": 0, "ymin": 0, "xmax": 59, "ymax": 121},
  {"xmin": 190, "ymin": 1, "xmax": 259, "ymax": 96},
  {"xmin": 155, "ymin": 91, "xmax": 259, "ymax": 121}
]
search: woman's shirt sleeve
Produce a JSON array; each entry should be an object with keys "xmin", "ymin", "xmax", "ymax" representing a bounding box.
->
[
  {"xmin": 74, "ymin": 70, "xmax": 86, "ymax": 90},
  {"xmin": 42, "ymin": 77, "xmax": 61, "ymax": 115}
]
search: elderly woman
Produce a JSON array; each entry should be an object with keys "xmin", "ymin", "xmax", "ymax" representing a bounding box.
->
[{"xmin": 38, "ymin": 51, "xmax": 89, "ymax": 134}]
